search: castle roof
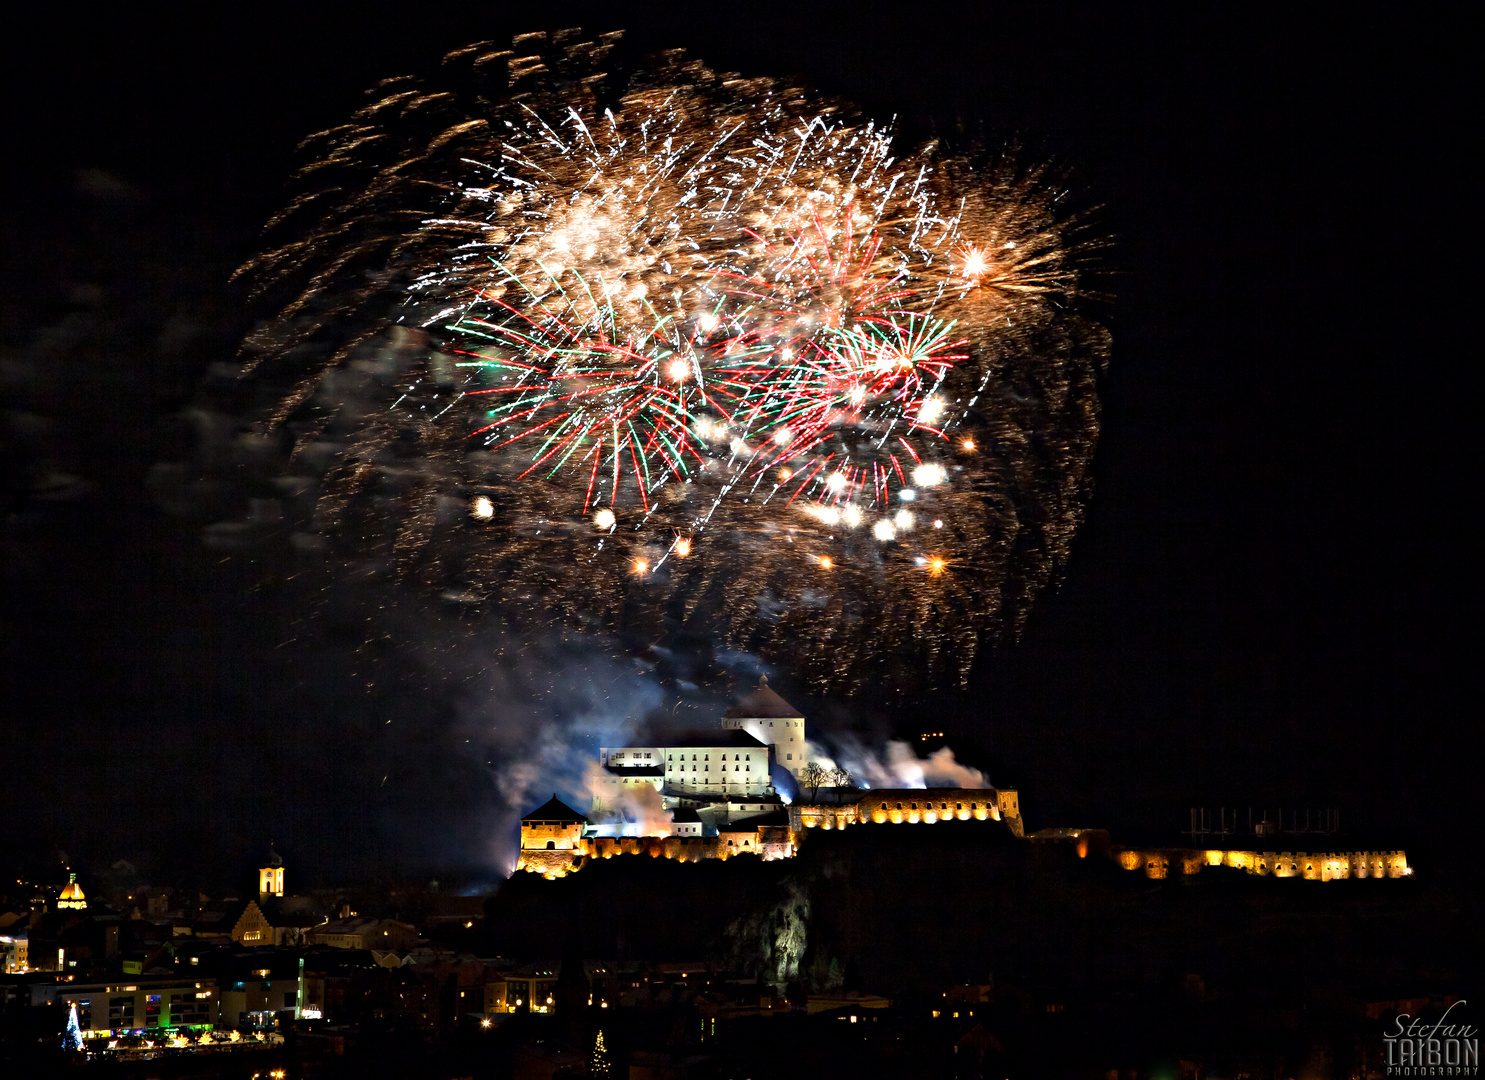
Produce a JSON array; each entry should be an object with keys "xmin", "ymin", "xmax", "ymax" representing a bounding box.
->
[
  {"xmin": 521, "ymin": 795, "xmax": 588, "ymax": 825},
  {"xmin": 719, "ymin": 809, "xmax": 790, "ymax": 830},
  {"xmin": 668, "ymin": 729, "xmax": 769, "ymax": 749},
  {"xmin": 264, "ymin": 842, "xmax": 283, "ymax": 868},
  {"xmin": 724, "ymin": 675, "xmax": 803, "ymax": 720},
  {"xmin": 671, "ymin": 807, "xmax": 702, "ymax": 823},
  {"xmin": 58, "ymin": 873, "xmax": 86, "ymax": 901},
  {"xmin": 605, "ymin": 763, "xmax": 664, "ymax": 777}
]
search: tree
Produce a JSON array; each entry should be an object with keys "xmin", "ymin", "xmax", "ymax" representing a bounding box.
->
[
  {"xmin": 62, "ymin": 1003, "xmax": 83, "ymax": 1051},
  {"xmin": 828, "ymin": 765, "xmax": 851, "ymax": 790},
  {"xmin": 590, "ymin": 1029, "xmax": 612, "ymax": 1079},
  {"xmin": 799, "ymin": 761, "xmax": 827, "ymax": 801}
]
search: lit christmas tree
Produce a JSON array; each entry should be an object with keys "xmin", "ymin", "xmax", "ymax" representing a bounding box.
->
[
  {"xmin": 590, "ymin": 1029, "xmax": 612, "ymax": 1079},
  {"xmin": 62, "ymin": 1002, "xmax": 83, "ymax": 1050}
]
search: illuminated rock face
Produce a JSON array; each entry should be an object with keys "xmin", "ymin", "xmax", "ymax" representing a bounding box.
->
[
  {"xmin": 515, "ymin": 848, "xmax": 585, "ymax": 880},
  {"xmin": 1112, "ymin": 847, "xmax": 1412, "ymax": 882}
]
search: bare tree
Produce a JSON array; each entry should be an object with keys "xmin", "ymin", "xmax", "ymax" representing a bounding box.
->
[
  {"xmin": 799, "ymin": 761, "xmax": 827, "ymax": 802},
  {"xmin": 827, "ymin": 765, "xmax": 851, "ymax": 790}
]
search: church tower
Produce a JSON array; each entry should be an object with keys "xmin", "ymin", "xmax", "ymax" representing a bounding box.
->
[{"xmin": 258, "ymin": 843, "xmax": 284, "ymax": 901}]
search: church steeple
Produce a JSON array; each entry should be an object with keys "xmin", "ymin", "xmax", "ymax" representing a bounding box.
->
[
  {"xmin": 258, "ymin": 842, "xmax": 284, "ymax": 901},
  {"xmin": 57, "ymin": 872, "xmax": 87, "ymax": 910}
]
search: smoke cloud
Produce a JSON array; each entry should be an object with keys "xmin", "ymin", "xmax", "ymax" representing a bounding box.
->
[
  {"xmin": 582, "ymin": 761, "xmax": 675, "ymax": 839},
  {"xmin": 804, "ymin": 736, "xmax": 991, "ymax": 790}
]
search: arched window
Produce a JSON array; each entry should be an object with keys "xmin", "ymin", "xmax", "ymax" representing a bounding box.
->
[{"xmin": 546, "ymin": 841, "xmax": 556, "ymax": 850}]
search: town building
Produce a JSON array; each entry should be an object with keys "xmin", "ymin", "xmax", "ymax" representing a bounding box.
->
[{"xmin": 30, "ymin": 976, "xmax": 220, "ymax": 1038}]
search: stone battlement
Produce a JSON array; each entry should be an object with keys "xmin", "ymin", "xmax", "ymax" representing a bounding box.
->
[
  {"xmin": 516, "ymin": 788, "xmax": 1021, "ymax": 878},
  {"xmin": 1115, "ymin": 847, "xmax": 1411, "ymax": 881}
]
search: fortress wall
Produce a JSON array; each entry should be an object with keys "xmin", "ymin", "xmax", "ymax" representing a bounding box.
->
[
  {"xmin": 520, "ymin": 821, "xmax": 583, "ymax": 850},
  {"xmin": 1113, "ymin": 847, "xmax": 1411, "ymax": 882},
  {"xmin": 851, "ymin": 791, "xmax": 1000, "ymax": 826},
  {"xmin": 520, "ymin": 825, "xmax": 786, "ymax": 874}
]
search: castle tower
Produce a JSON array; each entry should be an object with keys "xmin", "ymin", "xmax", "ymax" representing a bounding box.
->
[
  {"xmin": 721, "ymin": 675, "xmax": 808, "ymax": 778},
  {"xmin": 258, "ymin": 843, "xmax": 284, "ymax": 901}
]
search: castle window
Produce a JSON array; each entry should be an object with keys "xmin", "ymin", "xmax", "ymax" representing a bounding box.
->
[
  {"xmin": 787, "ymin": 753, "xmax": 792, "ymax": 760},
  {"xmin": 881, "ymin": 803, "xmax": 888, "ymax": 810},
  {"xmin": 546, "ymin": 841, "xmax": 555, "ymax": 850},
  {"xmin": 957, "ymin": 803, "xmax": 963, "ymax": 810},
  {"xmin": 911, "ymin": 803, "xmax": 918, "ymax": 810},
  {"xmin": 896, "ymin": 803, "xmax": 903, "ymax": 810}
]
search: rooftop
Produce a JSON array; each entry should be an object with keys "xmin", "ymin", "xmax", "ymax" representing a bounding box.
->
[
  {"xmin": 521, "ymin": 795, "xmax": 588, "ymax": 825},
  {"xmin": 724, "ymin": 675, "xmax": 804, "ymax": 720},
  {"xmin": 666, "ymin": 730, "xmax": 769, "ymax": 749}
]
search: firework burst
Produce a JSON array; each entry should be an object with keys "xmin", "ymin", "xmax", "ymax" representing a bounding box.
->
[{"xmin": 225, "ymin": 29, "xmax": 1108, "ymax": 692}]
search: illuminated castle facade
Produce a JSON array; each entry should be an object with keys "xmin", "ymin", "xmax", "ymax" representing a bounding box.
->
[
  {"xmin": 588, "ymin": 676, "xmax": 812, "ymax": 835},
  {"xmin": 517, "ymin": 677, "xmax": 1022, "ymax": 878}
]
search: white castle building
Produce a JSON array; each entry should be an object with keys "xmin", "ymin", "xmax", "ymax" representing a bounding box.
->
[{"xmin": 590, "ymin": 676, "xmax": 811, "ymax": 835}]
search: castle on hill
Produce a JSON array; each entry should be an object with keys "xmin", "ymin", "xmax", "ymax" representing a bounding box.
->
[
  {"xmin": 516, "ymin": 676, "xmax": 1023, "ymax": 878},
  {"xmin": 514, "ymin": 677, "xmax": 1413, "ymax": 885},
  {"xmin": 587, "ymin": 675, "xmax": 810, "ymax": 834}
]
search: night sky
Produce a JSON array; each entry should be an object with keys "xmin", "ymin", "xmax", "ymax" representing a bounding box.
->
[{"xmin": 2, "ymin": 3, "xmax": 1471, "ymax": 891}]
